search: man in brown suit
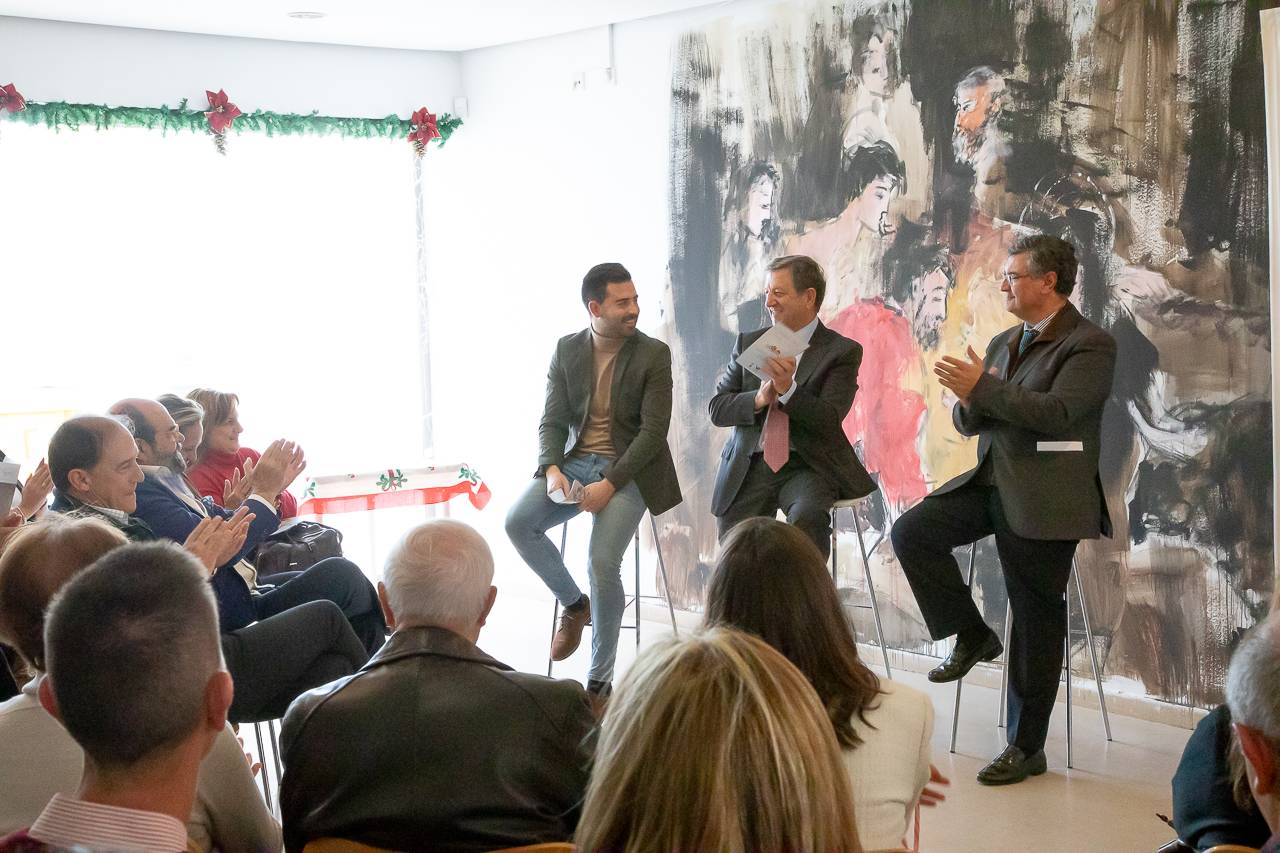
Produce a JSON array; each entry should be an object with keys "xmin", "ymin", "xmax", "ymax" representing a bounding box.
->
[
  {"xmin": 505, "ymin": 262, "xmax": 682, "ymax": 703},
  {"xmin": 891, "ymin": 234, "xmax": 1116, "ymax": 785}
]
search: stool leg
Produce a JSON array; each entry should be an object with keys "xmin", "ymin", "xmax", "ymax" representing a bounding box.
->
[
  {"xmin": 1074, "ymin": 563, "xmax": 1112, "ymax": 741},
  {"xmin": 268, "ymin": 719, "xmax": 283, "ymax": 810},
  {"xmin": 634, "ymin": 530, "xmax": 641, "ymax": 653},
  {"xmin": 649, "ymin": 515, "xmax": 678, "ymax": 635},
  {"xmin": 547, "ymin": 523, "xmax": 570, "ymax": 678},
  {"xmin": 253, "ymin": 722, "xmax": 271, "ymax": 813},
  {"xmin": 1065, "ymin": 588, "xmax": 1074, "ymax": 770},
  {"xmin": 850, "ymin": 508, "xmax": 891, "ymax": 678},
  {"xmin": 998, "ymin": 599, "xmax": 1011, "ymax": 728},
  {"xmin": 950, "ymin": 543, "xmax": 979, "ymax": 753},
  {"xmin": 830, "ymin": 508, "xmax": 838, "ymax": 583}
]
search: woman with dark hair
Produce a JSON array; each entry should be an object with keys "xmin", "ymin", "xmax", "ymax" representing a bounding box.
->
[
  {"xmin": 704, "ymin": 517, "xmax": 937, "ymax": 850},
  {"xmin": 186, "ymin": 388, "xmax": 299, "ymax": 518}
]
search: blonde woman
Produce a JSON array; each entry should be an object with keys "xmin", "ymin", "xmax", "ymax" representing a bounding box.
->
[{"xmin": 576, "ymin": 627, "xmax": 865, "ymax": 853}]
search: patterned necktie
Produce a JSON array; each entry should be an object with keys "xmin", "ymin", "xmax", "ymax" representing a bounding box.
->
[
  {"xmin": 762, "ymin": 402, "xmax": 790, "ymax": 473},
  {"xmin": 1018, "ymin": 326, "xmax": 1039, "ymax": 355}
]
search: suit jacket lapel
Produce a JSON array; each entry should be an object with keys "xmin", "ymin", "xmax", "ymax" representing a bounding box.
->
[
  {"xmin": 1008, "ymin": 303, "xmax": 1081, "ymax": 384},
  {"xmin": 567, "ymin": 329, "xmax": 593, "ymax": 414},
  {"xmin": 609, "ymin": 334, "xmax": 638, "ymax": 407},
  {"xmin": 793, "ymin": 321, "xmax": 827, "ymax": 388}
]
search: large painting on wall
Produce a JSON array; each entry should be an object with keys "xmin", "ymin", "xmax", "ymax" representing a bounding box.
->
[{"xmin": 659, "ymin": 0, "xmax": 1273, "ymax": 706}]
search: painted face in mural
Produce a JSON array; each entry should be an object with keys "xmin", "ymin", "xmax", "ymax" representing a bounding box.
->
[
  {"xmin": 859, "ymin": 34, "xmax": 889, "ymax": 97},
  {"xmin": 589, "ymin": 279, "xmax": 640, "ymax": 337},
  {"xmin": 850, "ymin": 176, "xmax": 897, "ymax": 237},
  {"xmin": 765, "ymin": 267, "xmax": 816, "ymax": 331},
  {"xmin": 912, "ymin": 267, "xmax": 950, "ymax": 346},
  {"xmin": 952, "ymin": 81, "xmax": 1000, "ymax": 167},
  {"xmin": 1000, "ymin": 252, "xmax": 1060, "ymax": 322},
  {"xmin": 745, "ymin": 175, "xmax": 776, "ymax": 240}
]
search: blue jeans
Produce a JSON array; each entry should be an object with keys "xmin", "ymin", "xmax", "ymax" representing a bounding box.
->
[{"xmin": 504, "ymin": 453, "xmax": 647, "ymax": 683}]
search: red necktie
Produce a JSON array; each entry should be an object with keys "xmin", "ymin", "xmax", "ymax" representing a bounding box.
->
[{"xmin": 762, "ymin": 402, "xmax": 790, "ymax": 473}]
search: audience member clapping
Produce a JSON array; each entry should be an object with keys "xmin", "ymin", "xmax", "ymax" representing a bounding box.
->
[
  {"xmin": 187, "ymin": 388, "xmax": 300, "ymax": 518},
  {"xmin": 0, "ymin": 541, "xmax": 256, "ymax": 853},
  {"xmin": 575, "ymin": 627, "xmax": 865, "ymax": 853},
  {"xmin": 1225, "ymin": 611, "xmax": 1280, "ymax": 852},
  {"xmin": 0, "ymin": 517, "xmax": 281, "ymax": 851},
  {"xmin": 280, "ymin": 519, "xmax": 594, "ymax": 853},
  {"xmin": 705, "ymin": 517, "xmax": 941, "ymax": 849}
]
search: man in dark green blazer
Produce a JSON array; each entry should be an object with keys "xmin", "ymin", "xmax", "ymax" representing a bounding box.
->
[
  {"xmin": 505, "ymin": 263, "xmax": 681, "ymax": 702},
  {"xmin": 892, "ymin": 234, "xmax": 1117, "ymax": 785}
]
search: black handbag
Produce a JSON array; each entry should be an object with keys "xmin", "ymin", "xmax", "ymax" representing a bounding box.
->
[{"xmin": 252, "ymin": 520, "xmax": 343, "ymax": 577}]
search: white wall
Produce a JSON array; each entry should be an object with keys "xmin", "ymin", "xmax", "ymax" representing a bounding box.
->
[{"xmin": 0, "ymin": 15, "xmax": 462, "ymax": 117}]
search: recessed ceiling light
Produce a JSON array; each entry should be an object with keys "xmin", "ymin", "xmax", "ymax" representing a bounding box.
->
[{"xmin": 286, "ymin": 11, "xmax": 326, "ymax": 19}]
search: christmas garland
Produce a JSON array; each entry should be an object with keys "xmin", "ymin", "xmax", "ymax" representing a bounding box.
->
[{"xmin": 0, "ymin": 84, "xmax": 461, "ymax": 155}]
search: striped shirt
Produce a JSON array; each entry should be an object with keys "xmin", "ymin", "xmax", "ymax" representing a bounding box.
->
[
  {"xmin": 1023, "ymin": 308, "xmax": 1060, "ymax": 338},
  {"xmin": 27, "ymin": 793, "xmax": 188, "ymax": 853}
]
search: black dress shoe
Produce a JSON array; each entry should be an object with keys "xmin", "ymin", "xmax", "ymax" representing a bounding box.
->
[
  {"xmin": 976, "ymin": 744, "xmax": 1047, "ymax": 785},
  {"xmin": 927, "ymin": 630, "xmax": 1003, "ymax": 683}
]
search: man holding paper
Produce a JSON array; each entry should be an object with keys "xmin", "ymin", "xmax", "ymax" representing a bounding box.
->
[
  {"xmin": 709, "ymin": 255, "xmax": 875, "ymax": 558},
  {"xmin": 890, "ymin": 234, "xmax": 1116, "ymax": 786},
  {"xmin": 505, "ymin": 262, "xmax": 681, "ymax": 705}
]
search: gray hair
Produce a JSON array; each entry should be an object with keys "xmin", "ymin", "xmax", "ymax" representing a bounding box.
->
[
  {"xmin": 44, "ymin": 541, "xmax": 223, "ymax": 768},
  {"xmin": 1226, "ymin": 614, "xmax": 1280, "ymax": 746},
  {"xmin": 956, "ymin": 65, "xmax": 1006, "ymax": 98},
  {"xmin": 157, "ymin": 393, "xmax": 205, "ymax": 433},
  {"xmin": 382, "ymin": 520, "xmax": 494, "ymax": 630}
]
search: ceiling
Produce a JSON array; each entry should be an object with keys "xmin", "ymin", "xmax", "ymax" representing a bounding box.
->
[{"xmin": 0, "ymin": 0, "xmax": 728, "ymax": 52}]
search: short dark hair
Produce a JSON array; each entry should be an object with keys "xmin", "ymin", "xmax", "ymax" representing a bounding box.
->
[
  {"xmin": 48, "ymin": 416, "xmax": 129, "ymax": 494},
  {"xmin": 846, "ymin": 140, "xmax": 906, "ymax": 200},
  {"xmin": 581, "ymin": 263, "xmax": 632, "ymax": 308},
  {"xmin": 1009, "ymin": 233, "xmax": 1077, "ymax": 295},
  {"xmin": 705, "ymin": 518, "xmax": 882, "ymax": 749},
  {"xmin": 767, "ymin": 255, "xmax": 827, "ymax": 310},
  {"xmin": 44, "ymin": 541, "xmax": 222, "ymax": 768}
]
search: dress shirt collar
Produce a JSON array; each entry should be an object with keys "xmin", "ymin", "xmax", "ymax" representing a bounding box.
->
[
  {"xmin": 790, "ymin": 314, "xmax": 821, "ymax": 344},
  {"xmin": 29, "ymin": 793, "xmax": 188, "ymax": 853},
  {"xmin": 1023, "ymin": 308, "xmax": 1060, "ymax": 336}
]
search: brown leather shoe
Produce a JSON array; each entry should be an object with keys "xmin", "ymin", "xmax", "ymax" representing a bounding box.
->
[{"xmin": 550, "ymin": 596, "xmax": 591, "ymax": 661}]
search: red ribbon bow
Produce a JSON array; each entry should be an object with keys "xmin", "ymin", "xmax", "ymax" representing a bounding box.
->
[
  {"xmin": 0, "ymin": 83, "xmax": 26, "ymax": 113},
  {"xmin": 408, "ymin": 107, "xmax": 441, "ymax": 147}
]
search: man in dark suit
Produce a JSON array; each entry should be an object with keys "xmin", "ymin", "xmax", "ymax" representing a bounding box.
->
[
  {"xmin": 891, "ymin": 234, "xmax": 1116, "ymax": 785},
  {"xmin": 709, "ymin": 254, "xmax": 876, "ymax": 558},
  {"xmin": 505, "ymin": 262, "xmax": 681, "ymax": 703}
]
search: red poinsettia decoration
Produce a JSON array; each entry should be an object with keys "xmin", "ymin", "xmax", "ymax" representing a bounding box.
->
[
  {"xmin": 408, "ymin": 107, "xmax": 440, "ymax": 155},
  {"xmin": 204, "ymin": 89, "xmax": 241, "ymax": 154},
  {"xmin": 0, "ymin": 83, "xmax": 26, "ymax": 113}
]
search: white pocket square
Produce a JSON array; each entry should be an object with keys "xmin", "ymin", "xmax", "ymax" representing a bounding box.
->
[{"xmin": 1037, "ymin": 441, "xmax": 1084, "ymax": 452}]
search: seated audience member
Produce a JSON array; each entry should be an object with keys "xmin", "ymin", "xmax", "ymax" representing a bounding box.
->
[
  {"xmin": 576, "ymin": 627, "xmax": 864, "ymax": 853},
  {"xmin": 1171, "ymin": 704, "xmax": 1273, "ymax": 850},
  {"xmin": 108, "ymin": 399, "xmax": 385, "ymax": 654},
  {"xmin": 281, "ymin": 520, "xmax": 594, "ymax": 853},
  {"xmin": 0, "ymin": 517, "xmax": 281, "ymax": 851},
  {"xmin": 157, "ymin": 394, "xmax": 212, "ymax": 481},
  {"xmin": 44, "ymin": 415, "xmax": 369, "ymax": 721},
  {"xmin": 704, "ymin": 517, "xmax": 937, "ymax": 849},
  {"xmin": 0, "ymin": 541, "xmax": 237, "ymax": 852},
  {"xmin": 1226, "ymin": 612, "xmax": 1280, "ymax": 852},
  {"xmin": 187, "ymin": 388, "xmax": 299, "ymax": 518}
]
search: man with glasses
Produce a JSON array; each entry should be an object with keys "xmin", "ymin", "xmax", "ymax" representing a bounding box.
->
[{"xmin": 890, "ymin": 234, "xmax": 1116, "ymax": 786}]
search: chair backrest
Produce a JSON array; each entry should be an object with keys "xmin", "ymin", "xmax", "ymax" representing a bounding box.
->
[{"xmin": 302, "ymin": 840, "xmax": 402, "ymax": 853}]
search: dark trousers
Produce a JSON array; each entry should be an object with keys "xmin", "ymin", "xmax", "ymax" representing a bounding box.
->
[
  {"xmin": 716, "ymin": 454, "xmax": 837, "ymax": 558},
  {"xmin": 253, "ymin": 557, "xmax": 387, "ymax": 655},
  {"xmin": 890, "ymin": 480, "xmax": 1077, "ymax": 754},
  {"xmin": 222, "ymin": 600, "xmax": 370, "ymax": 722}
]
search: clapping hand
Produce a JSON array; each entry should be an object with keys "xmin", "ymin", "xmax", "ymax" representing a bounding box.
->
[
  {"xmin": 18, "ymin": 459, "xmax": 53, "ymax": 519},
  {"xmin": 183, "ymin": 508, "xmax": 255, "ymax": 574},
  {"xmin": 222, "ymin": 457, "xmax": 256, "ymax": 509},
  {"xmin": 934, "ymin": 346, "xmax": 985, "ymax": 404},
  {"xmin": 761, "ymin": 355, "xmax": 798, "ymax": 395},
  {"xmin": 249, "ymin": 440, "xmax": 307, "ymax": 498}
]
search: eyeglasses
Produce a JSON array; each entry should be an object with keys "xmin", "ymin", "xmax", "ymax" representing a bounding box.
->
[{"xmin": 1002, "ymin": 272, "xmax": 1040, "ymax": 284}]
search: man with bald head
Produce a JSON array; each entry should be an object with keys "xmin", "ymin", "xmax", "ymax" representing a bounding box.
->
[
  {"xmin": 281, "ymin": 520, "xmax": 594, "ymax": 853},
  {"xmin": 111, "ymin": 398, "xmax": 386, "ymax": 656}
]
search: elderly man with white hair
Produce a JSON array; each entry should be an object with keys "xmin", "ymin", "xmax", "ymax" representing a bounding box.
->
[
  {"xmin": 279, "ymin": 520, "xmax": 595, "ymax": 853},
  {"xmin": 1227, "ymin": 612, "xmax": 1280, "ymax": 852}
]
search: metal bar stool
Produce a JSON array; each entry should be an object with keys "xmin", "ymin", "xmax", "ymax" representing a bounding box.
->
[
  {"xmin": 546, "ymin": 513, "xmax": 678, "ymax": 676},
  {"xmin": 830, "ymin": 497, "xmax": 892, "ymax": 678},
  {"xmin": 250, "ymin": 719, "xmax": 284, "ymax": 816},
  {"xmin": 948, "ymin": 541, "xmax": 1113, "ymax": 766}
]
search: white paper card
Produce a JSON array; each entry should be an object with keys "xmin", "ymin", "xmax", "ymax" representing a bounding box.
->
[
  {"xmin": 739, "ymin": 324, "xmax": 810, "ymax": 381},
  {"xmin": 549, "ymin": 480, "xmax": 586, "ymax": 505},
  {"xmin": 1037, "ymin": 441, "xmax": 1084, "ymax": 452},
  {"xmin": 0, "ymin": 462, "xmax": 18, "ymax": 514}
]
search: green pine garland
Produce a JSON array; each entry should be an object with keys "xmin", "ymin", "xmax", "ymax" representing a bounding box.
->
[{"xmin": 2, "ymin": 98, "xmax": 461, "ymax": 145}]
